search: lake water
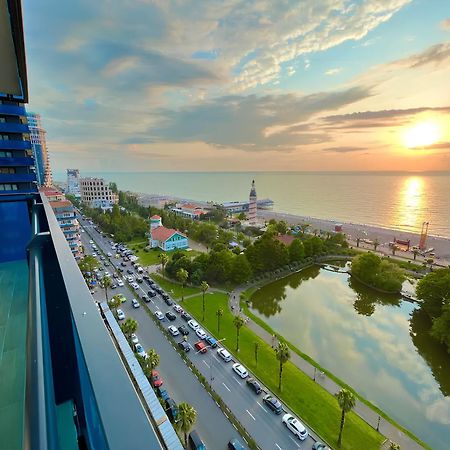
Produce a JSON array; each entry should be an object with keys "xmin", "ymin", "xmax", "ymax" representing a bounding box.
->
[
  {"xmin": 249, "ymin": 266, "xmax": 450, "ymax": 450},
  {"xmin": 54, "ymin": 171, "xmax": 450, "ymax": 237}
]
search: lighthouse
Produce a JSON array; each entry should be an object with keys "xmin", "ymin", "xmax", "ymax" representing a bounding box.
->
[{"xmin": 248, "ymin": 180, "xmax": 257, "ymax": 225}]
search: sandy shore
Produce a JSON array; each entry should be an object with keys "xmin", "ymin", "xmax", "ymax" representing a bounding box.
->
[{"xmin": 259, "ymin": 210, "xmax": 450, "ymax": 262}]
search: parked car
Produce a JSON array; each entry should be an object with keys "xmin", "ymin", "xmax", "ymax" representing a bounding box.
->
[
  {"xmin": 206, "ymin": 336, "xmax": 218, "ymax": 348},
  {"xmin": 132, "ymin": 299, "xmax": 140, "ymax": 308},
  {"xmin": 127, "ymin": 269, "xmax": 133, "ymax": 275},
  {"xmin": 195, "ymin": 328, "xmax": 207, "ymax": 340},
  {"xmin": 141, "ymin": 294, "xmax": 149, "ymax": 302},
  {"xmin": 165, "ymin": 398, "xmax": 178, "ymax": 422},
  {"xmin": 166, "ymin": 311, "xmax": 176, "ymax": 321},
  {"xmin": 281, "ymin": 414, "xmax": 308, "ymax": 440},
  {"xmin": 162, "ymin": 292, "xmax": 170, "ymax": 300},
  {"xmin": 121, "ymin": 262, "xmax": 127, "ymax": 267},
  {"xmin": 217, "ymin": 347, "xmax": 232, "ymax": 362},
  {"xmin": 107, "ymin": 252, "xmax": 112, "ymax": 257},
  {"xmin": 168, "ymin": 325, "xmax": 179, "ymax": 336},
  {"xmin": 164, "ymin": 297, "xmax": 173, "ymax": 306},
  {"xmin": 156, "ymin": 386, "xmax": 169, "ymax": 401},
  {"xmin": 116, "ymin": 309, "xmax": 125, "ymax": 320},
  {"xmin": 188, "ymin": 430, "xmax": 206, "ymax": 450},
  {"xmin": 117, "ymin": 294, "xmax": 126, "ymax": 303},
  {"xmin": 178, "ymin": 325, "xmax": 189, "ymax": 336},
  {"xmin": 104, "ymin": 261, "xmax": 109, "ymax": 266},
  {"xmin": 155, "ymin": 310, "xmax": 164, "ymax": 320},
  {"xmin": 178, "ymin": 341, "xmax": 191, "ymax": 352},
  {"xmin": 117, "ymin": 280, "xmax": 124, "ymax": 287},
  {"xmin": 151, "ymin": 370, "xmax": 163, "ymax": 387},
  {"xmin": 131, "ymin": 282, "xmax": 139, "ymax": 290},
  {"xmin": 111, "ymin": 283, "xmax": 117, "ymax": 289},
  {"xmin": 312, "ymin": 443, "xmax": 330, "ymax": 450},
  {"xmin": 181, "ymin": 311, "xmax": 192, "ymax": 321},
  {"xmin": 246, "ymin": 377, "xmax": 262, "ymax": 394},
  {"xmin": 134, "ymin": 343, "xmax": 147, "ymax": 359},
  {"xmin": 173, "ymin": 304, "xmax": 183, "ymax": 313},
  {"xmin": 127, "ymin": 276, "xmax": 134, "ymax": 283},
  {"xmin": 136, "ymin": 277, "xmax": 143, "ymax": 283},
  {"xmin": 262, "ymin": 394, "xmax": 283, "ymax": 414},
  {"xmin": 148, "ymin": 290, "xmax": 156, "ymax": 297},
  {"xmin": 130, "ymin": 333, "xmax": 139, "ymax": 344},
  {"xmin": 188, "ymin": 319, "xmax": 199, "ymax": 331},
  {"xmin": 232, "ymin": 363, "xmax": 248, "ymax": 379},
  {"xmin": 228, "ymin": 438, "xmax": 247, "ymax": 450},
  {"xmin": 194, "ymin": 341, "xmax": 207, "ymax": 353}
]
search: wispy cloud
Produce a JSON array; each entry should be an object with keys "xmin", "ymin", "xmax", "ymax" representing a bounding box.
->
[
  {"xmin": 322, "ymin": 146, "xmax": 365, "ymax": 153},
  {"xmin": 440, "ymin": 19, "xmax": 450, "ymax": 30},
  {"xmin": 325, "ymin": 68, "xmax": 342, "ymax": 76}
]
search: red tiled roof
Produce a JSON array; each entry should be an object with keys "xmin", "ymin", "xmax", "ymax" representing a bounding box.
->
[
  {"xmin": 49, "ymin": 200, "xmax": 73, "ymax": 208},
  {"xmin": 275, "ymin": 234, "xmax": 296, "ymax": 246},
  {"xmin": 150, "ymin": 215, "xmax": 161, "ymax": 219},
  {"xmin": 151, "ymin": 226, "xmax": 186, "ymax": 242}
]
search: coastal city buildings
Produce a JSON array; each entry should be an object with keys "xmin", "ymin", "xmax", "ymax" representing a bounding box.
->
[
  {"xmin": 149, "ymin": 214, "xmax": 189, "ymax": 251},
  {"xmin": 80, "ymin": 176, "xmax": 118, "ymax": 210},
  {"xmin": 26, "ymin": 112, "xmax": 52, "ymax": 186},
  {"xmin": 66, "ymin": 168, "xmax": 81, "ymax": 197},
  {"xmin": 171, "ymin": 202, "xmax": 207, "ymax": 220},
  {"xmin": 248, "ymin": 179, "xmax": 257, "ymax": 225}
]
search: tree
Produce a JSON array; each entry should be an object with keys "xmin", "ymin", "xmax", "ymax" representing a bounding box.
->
[
  {"xmin": 230, "ymin": 254, "xmax": 252, "ymax": 284},
  {"xmin": 274, "ymin": 341, "xmax": 290, "ymax": 390},
  {"xmin": 216, "ymin": 308, "xmax": 223, "ymax": 334},
  {"xmin": 121, "ymin": 317, "xmax": 138, "ymax": 337},
  {"xmin": 289, "ymin": 239, "xmax": 305, "ymax": 263},
  {"xmin": 147, "ymin": 348, "xmax": 160, "ymax": 371},
  {"xmin": 78, "ymin": 255, "xmax": 99, "ymax": 277},
  {"xmin": 416, "ymin": 268, "xmax": 450, "ymax": 318},
  {"xmin": 254, "ymin": 342, "xmax": 259, "ymax": 367},
  {"xmin": 159, "ymin": 253, "xmax": 169, "ymax": 278},
  {"xmin": 335, "ymin": 388, "xmax": 356, "ymax": 448},
  {"xmin": 176, "ymin": 268, "xmax": 189, "ymax": 301},
  {"xmin": 108, "ymin": 295, "xmax": 122, "ymax": 311},
  {"xmin": 176, "ymin": 402, "xmax": 197, "ymax": 446},
  {"xmin": 237, "ymin": 212, "xmax": 246, "ymax": 220},
  {"xmin": 200, "ymin": 281, "xmax": 209, "ymax": 321},
  {"xmin": 431, "ymin": 302, "xmax": 450, "ymax": 351},
  {"xmin": 299, "ymin": 223, "xmax": 310, "ymax": 236},
  {"xmin": 100, "ymin": 275, "xmax": 112, "ymax": 301},
  {"xmin": 233, "ymin": 315, "xmax": 245, "ymax": 351}
]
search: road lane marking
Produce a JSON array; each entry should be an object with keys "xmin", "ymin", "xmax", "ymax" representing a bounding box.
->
[
  {"xmin": 212, "ymin": 354, "xmax": 220, "ymax": 362},
  {"xmin": 246, "ymin": 409, "xmax": 256, "ymax": 421},
  {"xmin": 203, "ymin": 360, "xmax": 210, "ymax": 368},
  {"xmin": 275, "ymin": 444, "xmax": 282, "ymax": 450},
  {"xmin": 232, "ymin": 376, "xmax": 242, "ymax": 385},
  {"xmin": 257, "ymin": 401, "xmax": 268, "ymax": 413},
  {"xmin": 222, "ymin": 382, "xmax": 231, "ymax": 392},
  {"xmin": 288, "ymin": 436, "xmax": 300, "ymax": 447}
]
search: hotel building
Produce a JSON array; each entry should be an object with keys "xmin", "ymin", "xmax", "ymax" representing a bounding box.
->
[
  {"xmin": 66, "ymin": 168, "xmax": 81, "ymax": 197},
  {"xmin": 80, "ymin": 176, "xmax": 119, "ymax": 210}
]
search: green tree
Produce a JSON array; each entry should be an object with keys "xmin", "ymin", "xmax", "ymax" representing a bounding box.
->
[
  {"xmin": 159, "ymin": 253, "xmax": 169, "ymax": 278},
  {"xmin": 121, "ymin": 317, "xmax": 138, "ymax": 337},
  {"xmin": 216, "ymin": 308, "xmax": 223, "ymax": 334},
  {"xmin": 233, "ymin": 315, "xmax": 245, "ymax": 351},
  {"xmin": 108, "ymin": 294, "xmax": 122, "ymax": 311},
  {"xmin": 100, "ymin": 275, "xmax": 112, "ymax": 302},
  {"xmin": 205, "ymin": 249, "xmax": 234, "ymax": 283},
  {"xmin": 299, "ymin": 223, "xmax": 310, "ymax": 236},
  {"xmin": 176, "ymin": 402, "xmax": 197, "ymax": 446},
  {"xmin": 176, "ymin": 268, "xmax": 189, "ymax": 301},
  {"xmin": 335, "ymin": 388, "xmax": 356, "ymax": 448},
  {"xmin": 289, "ymin": 239, "xmax": 305, "ymax": 262},
  {"xmin": 78, "ymin": 255, "xmax": 99, "ymax": 277},
  {"xmin": 276, "ymin": 220, "xmax": 288, "ymax": 234},
  {"xmin": 274, "ymin": 341, "xmax": 290, "ymax": 390},
  {"xmin": 201, "ymin": 281, "xmax": 209, "ymax": 321},
  {"xmin": 230, "ymin": 254, "xmax": 252, "ymax": 284},
  {"xmin": 237, "ymin": 212, "xmax": 246, "ymax": 220},
  {"xmin": 147, "ymin": 348, "xmax": 160, "ymax": 371},
  {"xmin": 430, "ymin": 303, "xmax": 450, "ymax": 351},
  {"xmin": 416, "ymin": 268, "xmax": 450, "ymax": 318}
]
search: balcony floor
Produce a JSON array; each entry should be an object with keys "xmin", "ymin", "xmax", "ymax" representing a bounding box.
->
[{"xmin": 0, "ymin": 259, "xmax": 28, "ymax": 450}]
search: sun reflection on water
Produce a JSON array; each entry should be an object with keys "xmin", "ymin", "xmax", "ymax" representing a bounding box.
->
[{"xmin": 396, "ymin": 177, "xmax": 424, "ymax": 229}]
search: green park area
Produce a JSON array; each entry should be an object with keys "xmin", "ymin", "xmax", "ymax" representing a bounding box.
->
[
  {"xmin": 181, "ymin": 292, "xmax": 384, "ymax": 450},
  {"xmin": 150, "ymin": 274, "xmax": 201, "ymax": 299}
]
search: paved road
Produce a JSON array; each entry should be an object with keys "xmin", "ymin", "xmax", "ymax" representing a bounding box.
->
[{"xmin": 78, "ymin": 215, "xmax": 319, "ymax": 450}]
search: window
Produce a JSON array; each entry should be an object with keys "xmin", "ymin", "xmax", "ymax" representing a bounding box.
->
[
  {"xmin": 0, "ymin": 151, "xmax": 12, "ymax": 157},
  {"xmin": 0, "ymin": 167, "xmax": 16, "ymax": 174},
  {"xmin": 0, "ymin": 183, "xmax": 18, "ymax": 191}
]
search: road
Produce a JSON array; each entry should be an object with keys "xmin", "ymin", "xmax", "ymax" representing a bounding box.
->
[{"xmin": 78, "ymin": 214, "xmax": 319, "ymax": 450}]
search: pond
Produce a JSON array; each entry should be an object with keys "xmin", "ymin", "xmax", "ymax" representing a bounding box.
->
[{"xmin": 249, "ymin": 266, "xmax": 450, "ymax": 450}]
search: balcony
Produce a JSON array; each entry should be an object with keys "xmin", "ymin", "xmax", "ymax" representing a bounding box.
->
[
  {"xmin": 0, "ymin": 173, "xmax": 36, "ymax": 183},
  {"xmin": 0, "ymin": 156, "xmax": 34, "ymax": 166},
  {"xmin": 0, "ymin": 122, "xmax": 29, "ymax": 134},
  {"xmin": 0, "ymin": 140, "xmax": 31, "ymax": 150},
  {"xmin": 0, "ymin": 103, "xmax": 26, "ymax": 116}
]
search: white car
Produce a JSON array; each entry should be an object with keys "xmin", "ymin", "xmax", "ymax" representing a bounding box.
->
[
  {"xmin": 132, "ymin": 299, "xmax": 140, "ymax": 308},
  {"xmin": 132, "ymin": 283, "xmax": 139, "ymax": 290},
  {"xmin": 117, "ymin": 280, "xmax": 124, "ymax": 287},
  {"xmin": 168, "ymin": 325, "xmax": 179, "ymax": 336},
  {"xmin": 131, "ymin": 333, "xmax": 139, "ymax": 344},
  {"xmin": 282, "ymin": 414, "xmax": 308, "ymax": 440},
  {"xmin": 232, "ymin": 363, "xmax": 248, "ymax": 379},
  {"xmin": 188, "ymin": 319, "xmax": 199, "ymax": 331},
  {"xmin": 127, "ymin": 276, "xmax": 134, "ymax": 283},
  {"xmin": 104, "ymin": 271, "xmax": 110, "ymax": 277},
  {"xmin": 89, "ymin": 240, "xmax": 94, "ymax": 244},
  {"xmin": 173, "ymin": 304, "xmax": 183, "ymax": 313},
  {"xmin": 116, "ymin": 309, "xmax": 125, "ymax": 320},
  {"xmin": 107, "ymin": 252, "xmax": 112, "ymax": 257},
  {"xmin": 135, "ymin": 343, "xmax": 147, "ymax": 359},
  {"xmin": 195, "ymin": 328, "xmax": 207, "ymax": 340},
  {"xmin": 217, "ymin": 347, "xmax": 232, "ymax": 362},
  {"xmin": 155, "ymin": 310, "xmax": 164, "ymax": 320}
]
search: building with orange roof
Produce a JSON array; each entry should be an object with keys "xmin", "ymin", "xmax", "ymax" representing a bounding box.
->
[{"xmin": 149, "ymin": 215, "xmax": 188, "ymax": 251}]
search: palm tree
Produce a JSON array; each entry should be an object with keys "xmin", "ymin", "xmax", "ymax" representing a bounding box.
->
[
  {"xmin": 274, "ymin": 341, "xmax": 290, "ymax": 390},
  {"xmin": 299, "ymin": 223, "xmax": 310, "ymax": 236},
  {"xmin": 100, "ymin": 275, "xmax": 112, "ymax": 302},
  {"xmin": 335, "ymin": 388, "xmax": 356, "ymax": 448},
  {"xmin": 176, "ymin": 402, "xmax": 197, "ymax": 446},
  {"xmin": 216, "ymin": 308, "xmax": 223, "ymax": 334},
  {"xmin": 159, "ymin": 253, "xmax": 169, "ymax": 278},
  {"xmin": 121, "ymin": 317, "xmax": 138, "ymax": 337},
  {"xmin": 147, "ymin": 348, "xmax": 160, "ymax": 371},
  {"xmin": 233, "ymin": 315, "xmax": 245, "ymax": 351},
  {"xmin": 373, "ymin": 238, "xmax": 379, "ymax": 251},
  {"xmin": 108, "ymin": 294, "xmax": 122, "ymax": 311},
  {"xmin": 177, "ymin": 268, "xmax": 189, "ymax": 301},
  {"xmin": 201, "ymin": 281, "xmax": 209, "ymax": 321}
]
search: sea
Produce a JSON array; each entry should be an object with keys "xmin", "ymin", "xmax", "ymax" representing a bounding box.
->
[{"xmin": 55, "ymin": 171, "xmax": 450, "ymax": 237}]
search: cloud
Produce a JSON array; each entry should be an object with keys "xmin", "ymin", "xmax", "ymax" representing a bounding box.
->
[
  {"xmin": 440, "ymin": 19, "xmax": 450, "ymax": 30},
  {"xmin": 322, "ymin": 146, "xmax": 365, "ymax": 153},
  {"xmin": 398, "ymin": 41, "xmax": 450, "ymax": 69},
  {"xmin": 287, "ymin": 66, "xmax": 296, "ymax": 76},
  {"xmin": 325, "ymin": 68, "xmax": 342, "ymax": 76},
  {"xmin": 411, "ymin": 142, "xmax": 450, "ymax": 150}
]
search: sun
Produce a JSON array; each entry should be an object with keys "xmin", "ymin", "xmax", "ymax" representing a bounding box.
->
[{"xmin": 402, "ymin": 121, "xmax": 441, "ymax": 149}]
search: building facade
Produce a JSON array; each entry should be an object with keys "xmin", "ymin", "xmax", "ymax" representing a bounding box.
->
[
  {"xmin": 26, "ymin": 112, "xmax": 52, "ymax": 186},
  {"xmin": 66, "ymin": 168, "xmax": 81, "ymax": 197},
  {"xmin": 248, "ymin": 179, "xmax": 257, "ymax": 224},
  {"xmin": 149, "ymin": 215, "xmax": 189, "ymax": 251},
  {"xmin": 80, "ymin": 176, "xmax": 118, "ymax": 210},
  {"xmin": 171, "ymin": 202, "xmax": 207, "ymax": 220}
]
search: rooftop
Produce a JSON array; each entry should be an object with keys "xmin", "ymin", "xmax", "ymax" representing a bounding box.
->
[
  {"xmin": 151, "ymin": 226, "xmax": 186, "ymax": 242},
  {"xmin": 275, "ymin": 234, "xmax": 296, "ymax": 246}
]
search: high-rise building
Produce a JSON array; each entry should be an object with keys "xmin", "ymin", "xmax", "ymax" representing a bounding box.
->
[
  {"xmin": 26, "ymin": 112, "xmax": 52, "ymax": 186},
  {"xmin": 66, "ymin": 168, "xmax": 81, "ymax": 197},
  {"xmin": 80, "ymin": 176, "xmax": 119, "ymax": 210},
  {"xmin": 248, "ymin": 179, "xmax": 257, "ymax": 224}
]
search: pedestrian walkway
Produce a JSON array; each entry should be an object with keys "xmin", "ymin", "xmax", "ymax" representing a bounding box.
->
[{"xmin": 229, "ymin": 286, "xmax": 424, "ymax": 450}]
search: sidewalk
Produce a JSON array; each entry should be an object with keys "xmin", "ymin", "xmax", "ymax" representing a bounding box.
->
[{"xmin": 229, "ymin": 286, "xmax": 424, "ymax": 450}]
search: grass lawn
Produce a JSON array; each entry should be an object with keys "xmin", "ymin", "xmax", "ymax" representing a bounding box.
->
[
  {"xmin": 182, "ymin": 292, "xmax": 384, "ymax": 450},
  {"xmin": 150, "ymin": 273, "xmax": 201, "ymax": 299}
]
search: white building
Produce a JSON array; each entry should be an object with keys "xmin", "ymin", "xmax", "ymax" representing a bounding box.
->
[
  {"xmin": 80, "ymin": 177, "xmax": 118, "ymax": 210},
  {"xmin": 66, "ymin": 169, "xmax": 81, "ymax": 197}
]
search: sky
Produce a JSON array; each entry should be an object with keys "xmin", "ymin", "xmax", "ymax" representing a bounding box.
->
[{"xmin": 23, "ymin": 0, "xmax": 450, "ymax": 172}]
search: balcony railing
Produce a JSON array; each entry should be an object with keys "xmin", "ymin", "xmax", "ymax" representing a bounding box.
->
[
  {"xmin": 0, "ymin": 139, "xmax": 31, "ymax": 150},
  {"xmin": 0, "ymin": 156, "xmax": 34, "ymax": 166},
  {"xmin": 0, "ymin": 173, "xmax": 36, "ymax": 183},
  {"xmin": 0, "ymin": 122, "xmax": 29, "ymax": 134},
  {"xmin": 0, "ymin": 103, "xmax": 26, "ymax": 116}
]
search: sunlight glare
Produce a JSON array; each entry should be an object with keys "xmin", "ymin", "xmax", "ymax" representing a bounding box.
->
[{"xmin": 403, "ymin": 121, "xmax": 441, "ymax": 148}]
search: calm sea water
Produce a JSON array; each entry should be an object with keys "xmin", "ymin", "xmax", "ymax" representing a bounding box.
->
[{"xmin": 55, "ymin": 171, "xmax": 450, "ymax": 236}]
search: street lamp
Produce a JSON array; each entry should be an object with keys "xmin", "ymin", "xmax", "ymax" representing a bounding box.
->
[{"xmin": 195, "ymin": 337, "xmax": 226, "ymax": 385}]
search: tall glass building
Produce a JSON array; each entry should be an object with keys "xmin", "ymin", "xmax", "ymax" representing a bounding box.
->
[{"xmin": 0, "ymin": 2, "xmax": 180, "ymax": 449}]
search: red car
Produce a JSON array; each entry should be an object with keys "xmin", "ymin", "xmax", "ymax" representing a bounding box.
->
[
  {"xmin": 194, "ymin": 341, "xmax": 207, "ymax": 353},
  {"xmin": 151, "ymin": 370, "xmax": 163, "ymax": 387}
]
